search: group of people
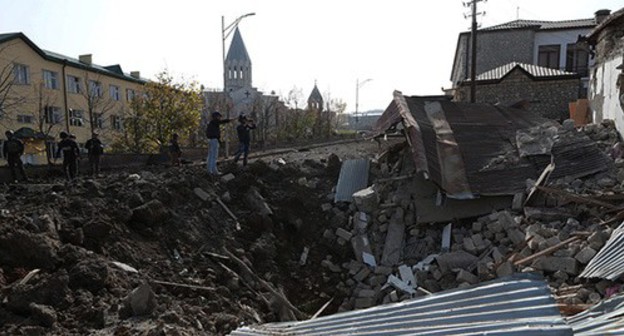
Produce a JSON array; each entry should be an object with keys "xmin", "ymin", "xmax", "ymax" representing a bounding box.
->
[
  {"xmin": 204, "ymin": 112, "xmax": 256, "ymax": 175},
  {"xmin": 4, "ymin": 111, "xmax": 254, "ymax": 183},
  {"xmin": 3, "ymin": 130, "xmax": 103, "ymax": 183}
]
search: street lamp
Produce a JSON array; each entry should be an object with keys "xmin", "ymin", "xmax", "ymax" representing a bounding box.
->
[
  {"xmin": 355, "ymin": 78, "xmax": 372, "ymax": 124},
  {"xmin": 222, "ymin": 12, "xmax": 255, "ymax": 157}
]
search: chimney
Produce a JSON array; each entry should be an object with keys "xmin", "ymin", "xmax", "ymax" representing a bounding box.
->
[
  {"xmin": 130, "ymin": 71, "xmax": 141, "ymax": 79},
  {"xmin": 595, "ymin": 9, "xmax": 611, "ymax": 24},
  {"xmin": 78, "ymin": 54, "xmax": 92, "ymax": 65}
]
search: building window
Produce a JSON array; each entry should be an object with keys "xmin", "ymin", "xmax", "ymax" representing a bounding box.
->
[
  {"xmin": 17, "ymin": 114, "xmax": 33, "ymax": 123},
  {"xmin": 46, "ymin": 141, "xmax": 60, "ymax": 159},
  {"xmin": 67, "ymin": 75, "xmax": 81, "ymax": 93},
  {"xmin": 566, "ymin": 43, "xmax": 589, "ymax": 77},
  {"xmin": 538, "ymin": 45, "xmax": 561, "ymax": 69},
  {"xmin": 13, "ymin": 63, "xmax": 30, "ymax": 85},
  {"xmin": 43, "ymin": 70, "xmax": 59, "ymax": 89},
  {"xmin": 111, "ymin": 115, "xmax": 122, "ymax": 130},
  {"xmin": 44, "ymin": 106, "xmax": 62, "ymax": 124},
  {"xmin": 95, "ymin": 113, "xmax": 105, "ymax": 129},
  {"xmin": 88, "ymin": 80, "xmax": 103, "ymax": 98},
  {"xmin": 109, "ymin": 85, "xmax": 120, "ymax": 101},
  {"xmin": 126, "ymin": 88, "xmax": 135, "ymax": 101},
  {"xmin": 69, "ymin": 109, "xmax": 84, "ymax": 127}
]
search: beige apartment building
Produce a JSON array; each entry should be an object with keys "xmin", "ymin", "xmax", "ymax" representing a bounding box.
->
[{"xmin": 0, "ymin": 32, "xmax": 146, "ymax": 165}]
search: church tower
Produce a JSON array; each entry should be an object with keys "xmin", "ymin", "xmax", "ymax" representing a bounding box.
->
[
  {"xmin": 225, "ymin": 27, "xmax": 252, "ymax": 92},
  {"xmin": 307, "ymin": 83, "xmax": 324, "ymax": 112}
]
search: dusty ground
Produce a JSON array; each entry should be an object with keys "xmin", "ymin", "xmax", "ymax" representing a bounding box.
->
[{"xmin": 0, "ymin": 138, "xmax": 394, "ymax": 335}]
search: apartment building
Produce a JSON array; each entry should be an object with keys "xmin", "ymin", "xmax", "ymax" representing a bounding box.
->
[{"xmin": 0, "ymin": 32, "xmax": 146, "ymax": 165}]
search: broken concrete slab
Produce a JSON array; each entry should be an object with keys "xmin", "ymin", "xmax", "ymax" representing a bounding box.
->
[
  {"xmin": 385, "ymin": 274, "xmax": 416, "ymax": 295},
  {"xmin": 575, "ymin": 247, "xmax": 597, "ymax": 265},
  {"xmin": 398, "ymin": 265, "xmax": 416, "ymax": 288},
  {"xmin": 534, "ymin": 257, "xmax": 579, "ymax": 275},
  {"xmin": 380, "ymin": 217, "xmax": 405, "ymax": 266}
]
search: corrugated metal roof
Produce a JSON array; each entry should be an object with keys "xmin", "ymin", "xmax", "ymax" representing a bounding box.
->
[
  {"xmin": 481, "ymin": 18, "xmax": 596, "ymax": 31},
  {"xmin": 580, "ymin": 222, "xmax": 624, "ymax": 280},
  {"xmin": 230, "ymin": 274, "xmax": 572, "ymax": 335},
  {"xmin": 372, "ymin": 92, "xmax": 609, "ymax": 198},
  {"xmin": 473, "ymin": 62, "xmax": 578, "ymax": 82},
  {"xmin": 334, "ymin": 159, "xmax": 370, "ymax": 202},
  {"xmin": 566, "ymin": 293, "xmax": 624, "ymax": 335}
]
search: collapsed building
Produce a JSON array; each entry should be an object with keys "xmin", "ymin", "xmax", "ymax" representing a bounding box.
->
[{"xmin": 235, "ymin": 92, "xmax": 624, "ymax": 334}]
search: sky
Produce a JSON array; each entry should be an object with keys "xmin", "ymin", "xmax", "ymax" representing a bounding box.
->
[{"xmin": 0, "ymin": 0, "xmax": 622, "ymax": 113}]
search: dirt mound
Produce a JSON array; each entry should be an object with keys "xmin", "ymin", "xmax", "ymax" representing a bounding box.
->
[{"xmin": 0, "ymin": 141, "xmax": 386, "ymax": 335}]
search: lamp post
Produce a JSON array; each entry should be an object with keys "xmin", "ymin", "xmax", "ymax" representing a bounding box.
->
[
  {"xmin": 222, "ymin": 12, "xmax": 255, "ymax": 157},
  {"xmin": 355, "ymin": 78, "xmax": 372, "ymax": 124}
]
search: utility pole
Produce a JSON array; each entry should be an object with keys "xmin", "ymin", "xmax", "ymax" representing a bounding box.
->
[{"xmin": 464, "ymin": 0, "xmax": 485, "ymax": 103}]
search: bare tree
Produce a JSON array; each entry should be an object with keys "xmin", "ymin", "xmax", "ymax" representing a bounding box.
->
[
  {"xmin": 0, "ymin": 44, "xmax": 28, "ymax": 129},
  {"xmin": 32, "ymin": 81, "xmax": 62, "ymax": 164},
  {"xmin": 78, "ymin": 72, "xmax": 117, "ymax": 136}
]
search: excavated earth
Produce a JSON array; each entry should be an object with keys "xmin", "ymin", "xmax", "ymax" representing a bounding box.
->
[{"xmin": 0, "ymin": 139, "xmax": 390, "ymax": 335}]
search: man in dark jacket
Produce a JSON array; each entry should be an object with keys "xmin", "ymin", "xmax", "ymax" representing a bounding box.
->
[
  {"xmin": 169, "ymin": 133, "xmax": 182, "ymax": 166},
  {"xmin": 233, "ymin": 115, "xmax": 256, "ymax": 166},
  {"xmin": 3, "ymin": 130, "xmax": 28, "ymax": 182},
  {"xmin": 205, "ymin": 111, "xmax": 234, "ymax": 175},
  {"xmin": 55, "ymin": 131, "xmax": 80, "ymax": 180},
  {"xmin": 85, "ymin": 132, "xmax": 103, "ymax": 176}
]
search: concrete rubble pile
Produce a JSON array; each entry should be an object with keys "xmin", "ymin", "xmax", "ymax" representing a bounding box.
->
[{"xmin": 320, "ymin": 120, "xmax": 624, "ymax": 312}]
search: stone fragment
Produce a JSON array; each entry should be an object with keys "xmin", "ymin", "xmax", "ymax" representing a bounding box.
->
[
  {"xmin": 508, "ymin": 229, "xmax": 525, "ymax": 245},
  {"xmin": 321, "ymin": 203, "xmax": 332, "ymax": 212},
  {"xmin": 496, "ymin": 261, "xmax": 514, "ymax": 277},
  {"xmin": 534, "ymin": 257, "xmax": 579, "ymax": 275},
  {"xmin": 119, "ymin": 283, "xmax": 157, "ymax": 318},
  {"xmin": 436, "ymin": 251, "xmax": 478, "ymax": 273},
  {"xmin": 321, "ymin": 260, "xmax": 341, "ymax": 273},
  {"xmin": 456, "ymin": 270, "xmax": 478, "ymax": 284},
  {"xmin": 472, "ymin": 221, "xmax": 483, "ymax": 232},
  {"xmin": 354, "ymin": 297, "xmax": 376, "ymax": 309},
  {"xmin": 220, "ymin": 173, "xmax": 235, "ymax": 183},
  {"xmin": 575, "ymin": 247, "xmax": 597, "ymax": 265},
  {"xmin": 512, "ymin": 193, "xmax": 525, "ymax": 211},
  {"xmin": 374, "ymin": 266, "xmax": 393, "ymax": 275},
  {"xmin": 491, "ymin": 248, "xmax": 504, "ymax": 264},
  {"xmin": 588, "ymin": 231, "xmax": 608, "ymax": 250},
  {"xmin": 380, "ymin": 218, "xmax": 405, "ymax": 266},
  {"xmin": 335, "ymin": 228, "xmax": 353, "ymax": 241},
  {"xmin": 29, "ymin": 303, "xmax": 57, "ymax": 328},
  {"xmin": 353, "ymin": 267, "xmax": 372, "ymax": 282},
  {"xmin": 352, "ymin": 187, "xmax": 377, "ymax": 213},
  {"xmin": 356, "ymin": 289, "xmax": 377, "ymax": 298}
]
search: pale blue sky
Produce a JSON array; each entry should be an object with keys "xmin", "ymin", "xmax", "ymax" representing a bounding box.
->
[{"xmin": 0, "ymin": 0, "xmax": 621, "ymax": 112}]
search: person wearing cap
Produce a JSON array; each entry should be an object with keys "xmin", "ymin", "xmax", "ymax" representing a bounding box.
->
[
  {"xmin": 205, "ymin": 111, "xmax": 235, "ymax": 175},
  {"xmin": 85, "ymin": 132, "xmax": 104, "ymax": 176},
  {"xmin": 233, "ymin": 114, "xmax": 256, "ymax": 166},
  {"xmin": 3, "ymin": 130, "xmax": 28, "ymax": 182},
  {"xmin": 55, "ymin": 131, "xmax": 80, "ymax": 180}
]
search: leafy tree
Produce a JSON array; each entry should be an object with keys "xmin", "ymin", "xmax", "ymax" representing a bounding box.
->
[
  {"xmin": 32, "ymin": 81, "xmax": 62, "ymax": 164},
  {"xmin": 114, "ymin": 70, "xmax": 202, "ymax": 153}
]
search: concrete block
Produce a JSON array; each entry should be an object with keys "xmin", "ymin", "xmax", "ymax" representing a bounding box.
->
[
  {"xmin": 496, "ymin": 261, "xmax": 514, "ymax": 277},
  {"xmin": 356, "ymin": 289, "xmax": 377, "ymax": 298},
  {"xmin": 374, "ymin": 266, "xmax": 393, "ymax": 275},
  {"xmin": 491, "ymin": 247, "xmax": 504, "ymax": 264},
  {"xmin": 193, "ymin": 188, "xmax": 212, "ymax": 202},
  {"xmin": 535, "ymin": 257, "xmax": 579, "ymax": 275},
  {"xmin": 472, "ymin": 221, "xmax": 483, "ymax": 232},
  {"xmin": 220, "ymin": 173, "xmax": 235, "ymax": 183},
  {"xmin": 321, "ymin": 203, "xmax": 332, "ymax": 212},
  {"xmin": 508, "ymin": 229, "xmax": 525, "ymax": 245},
  {"xmin": 352, "ymin": 187, "xmax": 378, "ymax": 213},
  {"xmin": 353, "ymin": 267, "xmax": 372, "ymax": 282},
  {"xmin": 487, "ymin": 220, "xmax": 503, "ymax": 233},
  {"xmin": 456, "ymin": 269, "xmax": 478, "ymax": 284},
  {"xmin": 321, "ymin": 260, "xmax": 342, "ymax": 273},
  {"xmin": 512, "ymin": 193, "xmax": 526, "ymax": 211},
  {"xmin": 463, "ymin": 237, "xmax": 477, "ymax": 254},
  {"xmin": 336, "ymin": 228, "xmax": 353, "ymax": 241},
  {"xmin": 575, "ymin": 247, "xmax": 597, "ymax": 265},
  {"xmin": 354, "ymin": 297, "xmax": 376, "ymax": 309}
]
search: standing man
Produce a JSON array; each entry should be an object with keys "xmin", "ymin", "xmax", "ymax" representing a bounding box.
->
[
  {"xmin": 233, "ymin": 115, "xmax": 256, "ymax": 166},
  {"xmin": 55, "ymin": 131, "xmax": 80, "ymax": 181},
  {"xmin": 3, "ymin": 130, "xmax": 28, "ymax": 182},
  {"xmin": 85, "ymin": 132, "xmax": 104, "ymax": 176},
  {"xmin": 168, "ymin": 133, "xmax": 182, "ymax": 166},
  {"xmin": 205, "ymin": 111, "xmax": 235, "ymax": 175}
]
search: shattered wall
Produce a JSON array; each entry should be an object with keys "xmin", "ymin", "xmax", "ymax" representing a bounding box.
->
[
  {"xmin": 458, "ymin": 68, "xmax": 580, "ymax": 120},
  {"xmin": 588, "ymin": 14, "xmax": 624, "ymax": 139}
]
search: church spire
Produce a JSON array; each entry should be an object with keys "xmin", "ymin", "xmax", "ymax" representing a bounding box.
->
[{"xmin": 225, "ymin": 27, "xmax": 252, "ymax": 91}]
